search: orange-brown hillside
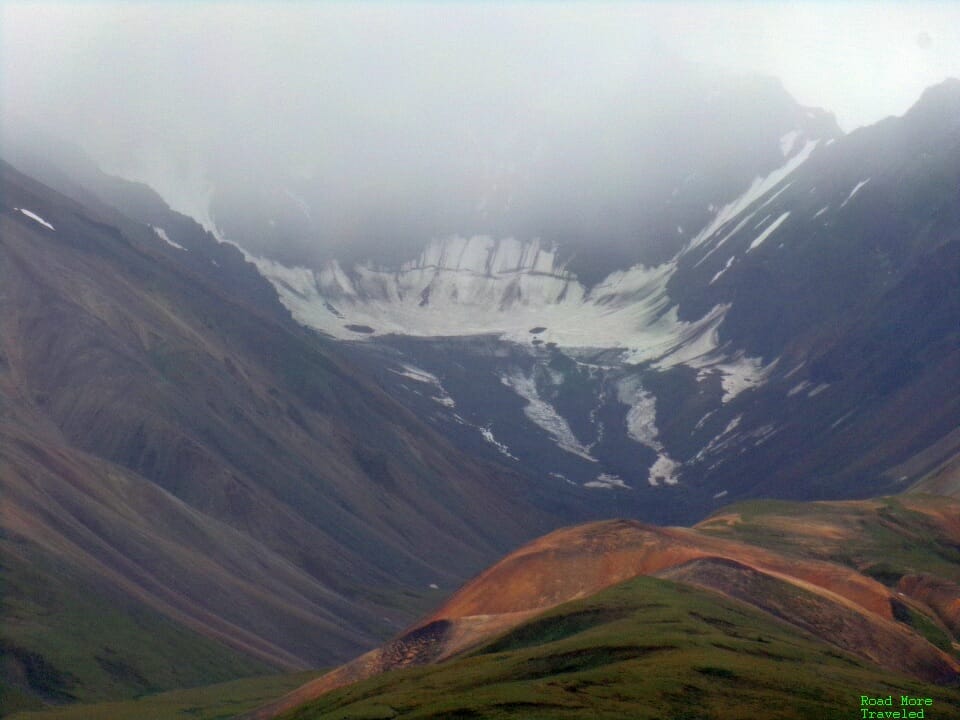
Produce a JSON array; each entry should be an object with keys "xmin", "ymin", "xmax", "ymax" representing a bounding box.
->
[{"xmin": 241, "ymin": 505, "xmax": 960, "ymax": 720}]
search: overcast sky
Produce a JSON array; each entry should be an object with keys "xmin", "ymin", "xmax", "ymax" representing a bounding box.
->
[
  {"xmin": 5, "ymin": 2, "xmax": 957, "ymax": 128},
  {"xmin": 2, "ymin": 1, "xmax": 959, "ymax": 256}
]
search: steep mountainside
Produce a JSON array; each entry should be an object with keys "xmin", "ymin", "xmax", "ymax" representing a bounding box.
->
[
  {"xmin": 3, "ymin": 75, "xmax": 958, "ymax": 717},
  {"xmin": 243, "ymin": 496, "xmax": 960, "ymax": 720},
  {"xmin": 0, "ymin": 161, "xmax": 556, "ymax": 705},
  {"xmin": 241, "ymin": 79, "xmax": 960, "ymax": 523}
]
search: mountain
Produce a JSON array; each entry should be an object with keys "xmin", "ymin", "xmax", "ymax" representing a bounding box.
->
[
  {"xmin": 237, "ymin": 79, "xmax": 960, "ymax": 525},
  {"xmin": 3, "ymin": 74, "xmax": 959, "ymax": 717},
  {"xmin": 0, "ymin": 159, "xmax": 560, "ymax": 706},
  {"xmin": 241, "ymin": 494, "xmax": 960, "ymax": 720}
]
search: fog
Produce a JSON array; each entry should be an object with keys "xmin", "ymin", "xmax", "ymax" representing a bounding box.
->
[{"xmin": 3, "ymin": 2, "xmax": 959, "ymax": 268}]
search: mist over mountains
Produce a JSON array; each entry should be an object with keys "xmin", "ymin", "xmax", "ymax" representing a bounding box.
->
[
  {"xmin": 4, "ymin": 61, "xmax": 840, "ymax": 284},
  {"xmin": 3, "ymin": 4, "xmax": 960, "ymax": 719},
  {"xmin": 4, "ymin": 3, "xmax": 953, "ymax": 275}
]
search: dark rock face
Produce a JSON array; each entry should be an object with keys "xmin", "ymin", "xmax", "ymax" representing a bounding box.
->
[{"xmin": 325, "ymin": 80, "xmax": 960, "ymax": 520}]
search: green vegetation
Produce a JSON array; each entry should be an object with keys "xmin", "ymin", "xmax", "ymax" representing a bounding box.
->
[
  {"xmin": 891, "ymin": 600, "xmax": 955, "ymax": 655},
  {"xmin": 698, "ymin": 496, "xmax": 960, "ymax": 584},
  {"xmin": 476, "ymin": 607, "xmax": 633, "ymax": 655},
  {"xmin": 6, "ymin": 671, "xmax": 323, "ymax": 720},
  {"xmin": 1, "ymin": 544, "xmax": 270, "ymax": 705},
  {"xmin": 0, "ymin": 685, "xmax": 43, "ymax": 717},
  {"xmin": 277, "ymin": 577, "xmax": 960, "ymax": 720}
]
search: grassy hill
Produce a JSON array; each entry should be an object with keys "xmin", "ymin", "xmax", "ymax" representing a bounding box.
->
[
  {"xmin": 6, "ymin": 671, "xmax": 323, "ymax": 720},
  {"xmin": 276, "ymin": 576, "xmax": 960, "ymax": 720},
  {"xmin": 239, "ymin": 498, "xmax": 960, "ymax": 720}
]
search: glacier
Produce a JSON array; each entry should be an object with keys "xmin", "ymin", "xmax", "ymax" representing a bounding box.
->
[
  {"xmin": 253, "ymin": 236, "xmax": 730, "ymax": 370},
  {"xmin": 239, "ymin": 130, "xmax": 825, "ymax": 491}
]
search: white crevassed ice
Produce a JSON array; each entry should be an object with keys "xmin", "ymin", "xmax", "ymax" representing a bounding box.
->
[{"xmin": 253, "ymin": 237, "xmax": 731, "ymax": 371}]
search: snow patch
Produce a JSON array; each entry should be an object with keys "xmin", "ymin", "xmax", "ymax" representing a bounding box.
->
[
  {"xmin": 830, "ymin": 410, "xmax": 855, "ymax": 429},
  {"xmin": 694, "ymin": 414, "xmax": 743, "ymax": 462},
  {"xmin": 617, "ymin": 376, "xmax": 681, "ymax": 486},
  {"xmin": 779, "ymin": 130, "xmax": 801, "ymax": 156},
  {"xmin": 694, "ymin": 415, "xmax": 777, "ymax": 464},
  {"xmin": 501, "ymin": 370, "xmax": 596, "ymax": 462},
  {"xmin": 687, "ymin": 139, "xmax": 817, "ymax": 253},
  {"xmin": 747, "ymin": 211, "xmax": 790, "ymax": 251},
  {"xmin": 584, "ymin": 473, "xmax": 630, "ymax": 490},
  {"xmin": 808, "ymin": 382, "xmax": 830, "ymax": 397},
  {"xmin": 478, "ymin": 425, "xmax": 517, "ymax": 460},
  {"xmin": 758, "ymin": 182, "xmax": 793, "ymax": 212},
  {"xmin": 722, "ymin": 415, "xmax": 743, "ymax": 435},
  {"xmin": 694, "ymin": 410, "xmax": 717, "ymax": 431},
  {"xmin": 693, "ymin": 211, "xmax": 757, "ymax": 267},
  {"xmin": 153, "ymin": 225, "xmax": 186, "ymax": 251},
  {"xmin": 649, "ymin": 456, "xmax": 681, "ymax": 486},
  {"xmin": 687, "ymin": 352, "xmax": 778, "ymax": 404},
  {"xmin": 617, "ymin": 377, "xmax": 659, "ymax": 446},
  {"xmin": 389, "ymin": 364, "xmax": 456, "ymax": 408},
  {"xmin": 709, "ymin": 256, "xmax": 736, "ymax": 285},
  {"xmin": 784, "ymin": 362, "xmax": 805, "ymax": 379},
  {"xmin": 17, "ymin": 208, "xmax": 54, "ymax": 230},
  {"xmin": 840, "ymin": 178, "xmax": 871, "ymax": 208}
]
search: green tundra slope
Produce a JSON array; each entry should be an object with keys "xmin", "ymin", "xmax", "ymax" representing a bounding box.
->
[
  {"xmin": 242, "ymin": 497, "xmax": 960, "ymax": 720},
  {"xmin": 276, "ymin": 576, "xmax": 960, "ymax": 720},
  {"xmin": 5, "ymin": 671, "xmax": 323, "ymax": 720}
]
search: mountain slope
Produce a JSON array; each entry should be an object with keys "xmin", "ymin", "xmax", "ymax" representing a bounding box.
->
[
  {"xmin": 242, "ymin": 497, "xmax": 960, "ymax": 720},
  {"xmin": 0, "ymin": 160, "xmax": 556, "ymax": 704},
  {"xmin": 271, "ymin": 576, "xmax": 960, "ymax": 720},
  {"xmin": 234, "ymin": 79, "xmax": 960, "ymax": 524},
  {"xmin": 4, "ymin": 75, "xmax": 959, "ymax": 715},
  {"xmin": 664, "ymin": 77, "xmax": 960, "ymax": 500}
]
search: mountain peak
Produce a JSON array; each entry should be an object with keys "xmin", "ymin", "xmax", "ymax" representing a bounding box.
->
[{"xmin": 905, "ymin": 76, "xmax": 960, "ymax": 122}]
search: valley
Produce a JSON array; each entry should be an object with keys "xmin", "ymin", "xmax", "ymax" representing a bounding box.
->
[
  {"xmin": 236, "ymin": 495, "xmax": 960, "ymax": 720},
  {"xmin": 2, "ymin": 5, "xmax": 959, "ymax": 718}
]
